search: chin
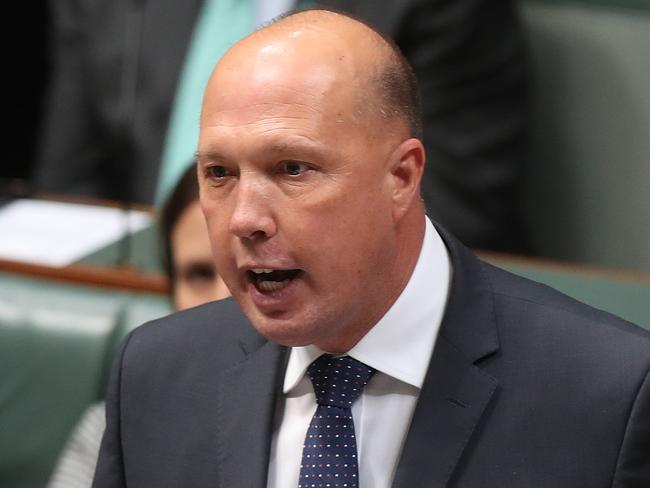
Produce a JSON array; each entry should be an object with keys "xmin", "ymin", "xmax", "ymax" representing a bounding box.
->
[
  {"xmin": 253, "ymin": 322, "xmax": 311, "ymax": 347},
  {"xmin": 246, "ymin": 312, "xmax": 317, "ymax": 347}
]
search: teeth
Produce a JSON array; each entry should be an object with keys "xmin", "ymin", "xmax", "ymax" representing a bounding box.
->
[
  {"xmin": 249, "ymin": 268, "xmax": 301, "ymax": 293},
  {"xmin": 258, "ymin": 279, "xmax": 289, "ymax": 292}
]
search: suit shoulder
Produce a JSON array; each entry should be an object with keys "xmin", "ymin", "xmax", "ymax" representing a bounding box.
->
[
  {"xmin": 123, "ymin": 298, "xmax": 261, "ymax": 366},
  {"xmin": 480, "ymin": 260, "xmax": 650, "ymax": 349},
  {"xmin": 135, "ymin": 297, "xmax": 244, "ymax": 336}
]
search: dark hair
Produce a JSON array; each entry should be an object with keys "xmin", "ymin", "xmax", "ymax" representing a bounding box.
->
[
  {"xmin": 159, "ymin": 163, "xmax": 200, "ymax": 286},
  {"xmin": 374, "ymin": 39, "xmax": 423, "ymax": 139}
]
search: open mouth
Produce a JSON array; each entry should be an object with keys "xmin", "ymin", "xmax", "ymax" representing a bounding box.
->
[{"xmin": 247, "ymin": 268, "xmax": 302, "ymax": 293}]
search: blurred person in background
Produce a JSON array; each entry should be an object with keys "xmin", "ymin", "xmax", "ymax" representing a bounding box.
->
[
  {"xmin": 46, "ymin": 164, "xmax": 229, "ymax": 488},
  {"xmin": 160, "ymin": 164, "xmax": 230, "ymax": 309},
  {"xmin": 35, "ymin": 0, "xmax": 529, "ymax": 253}
]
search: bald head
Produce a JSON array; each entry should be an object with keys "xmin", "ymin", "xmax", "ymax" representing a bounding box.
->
[{"xmin": 204, "ymin": 9, "xmax": 422, "ymax": 140}]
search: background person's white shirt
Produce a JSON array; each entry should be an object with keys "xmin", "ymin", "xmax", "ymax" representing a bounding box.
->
[{"xmin": 267, "ymin": 217, "xmax": 452, "ymax": 488}]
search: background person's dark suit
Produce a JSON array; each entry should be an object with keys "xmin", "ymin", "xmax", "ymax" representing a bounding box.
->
[
  {"xmin": 35, "ymin": 0, "xmax": 528, "ymax": 252},
  {"xmin": 93, "ymin": 227, "xmax": 650, "ymax": 487}
]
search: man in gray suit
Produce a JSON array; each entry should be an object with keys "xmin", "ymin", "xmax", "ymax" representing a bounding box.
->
[{"xmin": 93, "ymin": 10, "xmax": 650, "ymax": 487}]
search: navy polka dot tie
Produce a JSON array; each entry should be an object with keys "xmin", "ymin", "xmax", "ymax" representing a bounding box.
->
[{"xmin": 298, "ymin": 355, "xmax": 376, "ymax": 488}]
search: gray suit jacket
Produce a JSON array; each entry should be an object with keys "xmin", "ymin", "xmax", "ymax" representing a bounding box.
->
[{"xmin": 93, "ymin": 226, "xmax": 650, "ymax": 487}]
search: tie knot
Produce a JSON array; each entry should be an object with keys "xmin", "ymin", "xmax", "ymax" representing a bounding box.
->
[{"xmin": 307, "ymin": 355, "xmax": 376, "ymax": 408}]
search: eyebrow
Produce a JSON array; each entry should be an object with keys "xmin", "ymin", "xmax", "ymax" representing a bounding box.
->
[
  {"xmin": 196, "ymin": 139, "xmax": 325, "ymax": 165},
  {"xmin": 267, "ymin": 137, "xmax": 325, "ymax": 154},
  {"xmin": 195, "ymin": 150, "xmax": 231, "ymax": 165}
]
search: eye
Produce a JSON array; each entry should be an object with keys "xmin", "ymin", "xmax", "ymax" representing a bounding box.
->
[
  {"xmin": 281, "ymin": 160, "xmax": 310, "ymax": 176},
  {"xmin": 207, "ymin": 165, "xmax": 230, "ymax": 179},
  {"xmin": 181, "ymin": 262, "xmax": 216, "ymax": 285}
]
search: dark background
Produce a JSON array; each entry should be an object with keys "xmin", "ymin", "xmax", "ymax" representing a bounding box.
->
[{"xmin": 3, "ymin": 3, "xmax": 50, "ymax": 186}]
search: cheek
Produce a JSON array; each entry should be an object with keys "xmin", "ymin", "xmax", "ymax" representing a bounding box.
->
[
  {"xmin": 307, "ymin": 205, "xmax": 394, "ymax": 285},
  {"xmin": 204, "ymin": 212, "xmax": 230, "ymax": 256},
  {"xmin": 301, "ymin": 221, "xmax": 369, "ymax": 285},
  {"xmin": 204, "ymin": 229, "xmax": 242, "ymax": 294},
  {"xmin": 214, "ymin": 276, "xmax": 231, "ymax": 300}
]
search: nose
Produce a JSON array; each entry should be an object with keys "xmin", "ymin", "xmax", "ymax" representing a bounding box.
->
[{"xmin": 229, "ymin": 176, "xmax": 277, "ymax": 240}]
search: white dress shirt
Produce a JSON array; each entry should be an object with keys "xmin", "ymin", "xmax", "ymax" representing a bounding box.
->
[{"xmin": 267, "ymin": 217, "xmax": 452, "ymax": 488}]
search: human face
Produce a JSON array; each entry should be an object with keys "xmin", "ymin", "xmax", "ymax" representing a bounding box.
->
[
  {"xmin": 171, "ymin": 201, "xmax": 230, "ymax": 310},
  {"xmin": 198, "ymin": 39, "xmax": 416, "ymax": 352}
]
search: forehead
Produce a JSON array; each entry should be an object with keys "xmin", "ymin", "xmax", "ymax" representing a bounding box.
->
[{"xmin": 202, "ymin": 34, "xmax": 367, "ymax": 123}]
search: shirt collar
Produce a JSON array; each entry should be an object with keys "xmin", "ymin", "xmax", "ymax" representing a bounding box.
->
[{"xmin": 284, "ymin": 217, "xmax": 451, "ymax": 392}]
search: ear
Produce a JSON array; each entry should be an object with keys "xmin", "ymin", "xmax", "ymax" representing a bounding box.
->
[{"xmin": 388, "ymin": 138, "xmax": 425, "ymax": 222}]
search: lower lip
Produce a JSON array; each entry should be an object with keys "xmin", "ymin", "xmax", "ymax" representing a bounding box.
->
[{"xmin": 247, "ymin": 274, "xmax": 302, "ymax": 312}]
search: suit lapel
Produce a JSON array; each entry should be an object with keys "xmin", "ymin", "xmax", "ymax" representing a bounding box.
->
[
  {"xmin": 392, "ymin": 337, "xmax": 498, "ymax": 488},
  {"xmin": 393, "ymin": 225, "xmax": 500, "ymax": 487},
  {"xmin": 216, "ymin": 335, "xmax": 287, "ymax": 487}
]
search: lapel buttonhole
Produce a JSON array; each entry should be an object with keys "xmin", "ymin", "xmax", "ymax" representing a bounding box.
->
[{"xmin": 447, "ymin": 397, "xmax": 469, "ymax": 409}]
